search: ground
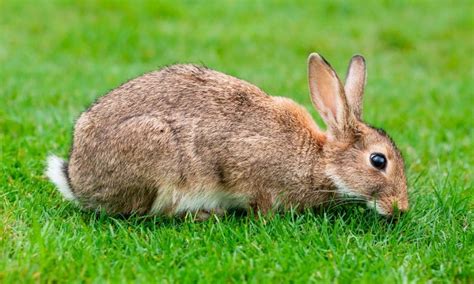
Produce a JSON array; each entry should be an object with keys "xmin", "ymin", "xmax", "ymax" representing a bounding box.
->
[{"xmin": 1, "ymin": 1, "xmax": 473, "ymax": 282}]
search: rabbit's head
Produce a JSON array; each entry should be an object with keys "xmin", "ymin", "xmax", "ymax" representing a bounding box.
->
[{"xmin": 308, "ymin": 54, "xmax": 408, "ymax": 216}]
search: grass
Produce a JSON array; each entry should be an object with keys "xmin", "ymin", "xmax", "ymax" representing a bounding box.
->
[{"xmin": 1, "ymin": 0, "xmax": 473, "ymax": 282}]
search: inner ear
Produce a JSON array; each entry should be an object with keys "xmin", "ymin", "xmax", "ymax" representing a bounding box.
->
[
  {"xmin": 316, "ymin": 66, "xmax": 341, "ymax": 121},
  {"xmin": 307, "ymin": 53, "xmax": 350, "ymax": 135},
  {"xmin": 344, "ymin": 55, "xmax": 366, "ymax": 120}
]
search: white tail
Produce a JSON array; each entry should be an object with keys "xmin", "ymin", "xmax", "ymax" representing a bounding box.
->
[{"xmin": 45, "ymin": 155, "xmax": 76, "ymax": 201}]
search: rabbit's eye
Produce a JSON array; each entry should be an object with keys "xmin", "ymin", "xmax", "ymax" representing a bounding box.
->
[{"xmin": 370, "ymin": 153, "xmax": 386, "ymax": 170}]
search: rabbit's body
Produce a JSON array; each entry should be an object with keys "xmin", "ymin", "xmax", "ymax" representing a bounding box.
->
[
  {"xmin": 58, "ymin": 65, "xmax": 332, "ymax": 215},
  {"xmin": 47, "ymin": 54, "xmax": 409, "ymax": 218}
]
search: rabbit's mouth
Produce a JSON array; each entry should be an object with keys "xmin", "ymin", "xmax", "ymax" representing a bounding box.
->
[
  {"xmin": 324, "ymin": 168, "xmax": 400, "ymax": 216},
  {"xmin": 366, "ymin": 195, "xmax": 409, "ymax": 217}
]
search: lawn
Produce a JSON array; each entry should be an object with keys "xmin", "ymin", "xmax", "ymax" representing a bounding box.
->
[{"xmin": 1, "ymin": 0, "xmax": 473, "ymax": 282}]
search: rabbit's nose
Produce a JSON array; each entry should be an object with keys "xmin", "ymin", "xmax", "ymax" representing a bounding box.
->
[{"xmin": 391, "ymin": 200, "xmax": 409, "ymax": 215}]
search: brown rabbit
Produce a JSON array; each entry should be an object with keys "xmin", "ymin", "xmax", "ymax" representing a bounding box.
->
[{"xmin": 46, "ymin": 53, "xmax": 408, "ymax": 218}]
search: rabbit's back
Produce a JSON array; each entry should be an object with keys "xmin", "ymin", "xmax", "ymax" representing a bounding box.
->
[{"xmin": 68, "ymin": 65, "xmax": 323, "ymax": 214}]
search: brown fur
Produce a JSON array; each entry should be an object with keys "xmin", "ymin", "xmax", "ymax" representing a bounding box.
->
[{"xmin": 51, "ymin": 54, "xmax": 408, "ymax": 217}]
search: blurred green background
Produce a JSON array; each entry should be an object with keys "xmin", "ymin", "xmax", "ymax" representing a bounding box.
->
[{"xmin": 1, "ymin": 0, "xmax": 472, "ymax": 282}]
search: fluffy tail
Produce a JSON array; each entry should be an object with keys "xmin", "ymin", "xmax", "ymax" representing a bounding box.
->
[{"xmin": 45, "ymin": 155, "xmax": 76, "ymax": 202}]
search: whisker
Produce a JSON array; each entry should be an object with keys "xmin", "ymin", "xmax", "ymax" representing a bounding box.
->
[
  {"xmin": 315, "ymin": 197, "xmax": 366, "ymax": 208},
  {"xmin": 313, "ymin": 190, "xmax": 372, "ymax": 199},
  {"xmin": 327, "ymin": 201, "xmax": 363, "ymax": 210}
]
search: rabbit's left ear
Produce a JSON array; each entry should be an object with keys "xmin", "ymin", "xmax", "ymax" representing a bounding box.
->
[
  {"xmin": 308, "ymin": 53, "xmax": 351, "ymax": 138},
  {"xmin": 344, "ymin": 55, "xmax": 366, "ymax": 120}
]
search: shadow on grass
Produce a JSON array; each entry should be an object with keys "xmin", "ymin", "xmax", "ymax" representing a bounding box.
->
[{"xmin": 69, "ymin": 200, "xmax": 408, "ymax": 235}]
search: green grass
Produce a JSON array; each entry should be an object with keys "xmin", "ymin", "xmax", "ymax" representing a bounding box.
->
[{"xmin": 1, "ymin": 0, "xmax": 473, "ymax": 282}]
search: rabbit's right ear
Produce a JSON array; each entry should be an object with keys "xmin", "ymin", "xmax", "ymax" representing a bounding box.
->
[
  {"xmin": 308, "ymin": 53, "xmax": 350, "ymax": 138},
  {"xmin": 344, "ymin": 55, "xmax": 366, "ymax": 120}
]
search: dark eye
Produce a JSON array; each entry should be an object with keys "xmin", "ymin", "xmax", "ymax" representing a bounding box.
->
[{"xmin": 370, "ymin": 153, "xmax": 387, "ymax": 170}]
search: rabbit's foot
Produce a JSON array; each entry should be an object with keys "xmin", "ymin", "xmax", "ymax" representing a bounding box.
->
[{"xmin": 188, "ymin": 208, "xmax": 226, "ymax": 221}]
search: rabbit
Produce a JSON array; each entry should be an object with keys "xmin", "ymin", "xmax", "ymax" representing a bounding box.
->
[{"xmin": 46, "ymin": 53, "xmax": 409, "ymax": 219}]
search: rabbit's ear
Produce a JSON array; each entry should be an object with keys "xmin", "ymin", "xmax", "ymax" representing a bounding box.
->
[
  {"xmin": 308, "ymin": 53, "xmax": 350, "ymax": 137},
  {"xmin": 344, "ymin": 55, "xmax": 366, "ymax": 120}
]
